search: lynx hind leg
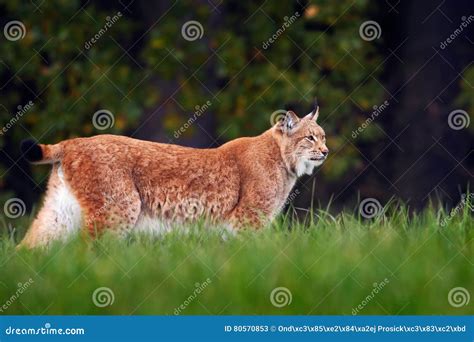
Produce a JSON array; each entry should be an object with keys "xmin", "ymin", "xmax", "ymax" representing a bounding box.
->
[
  {"xmin": 19, "ymin": 165, "xmax": 83, "ymax": 249},
  {"xmin": 79, "ymin": 177, "xmax": 142, "ymax": 238}
]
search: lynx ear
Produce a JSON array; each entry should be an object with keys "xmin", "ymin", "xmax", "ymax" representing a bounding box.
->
[
  {"xmin": 279, "ymin": 111, "xmax": 300, "ymax": 134},
  {"xmin": 305, "ymin": 98, "xmax": 319, "ymax": 121}
]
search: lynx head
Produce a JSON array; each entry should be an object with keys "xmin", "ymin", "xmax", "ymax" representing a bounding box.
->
[{"xmin": 274, "ymin": 104, "xmax": 329, "ymax": 177}]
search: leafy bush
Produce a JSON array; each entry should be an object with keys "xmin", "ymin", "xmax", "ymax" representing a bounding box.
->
[
  {"xmin": 0, "ymin": 0, "xmax": 384, "ymax": 197},
  {"xmin": 142, "ymin": 0, "xmax": 385, "ymax": 180},
  {"xmin": 0, "ymin": 0, "xmax": 156, "ymax": 186}
]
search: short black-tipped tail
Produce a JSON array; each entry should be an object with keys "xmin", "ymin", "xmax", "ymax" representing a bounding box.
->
[{"xmin": 21, "ymin": 139, "xmax": 43, "ymax": 162}]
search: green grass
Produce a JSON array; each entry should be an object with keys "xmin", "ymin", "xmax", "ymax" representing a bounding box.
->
[{"xmin": 0, "ymin": 202, "xmax": 472, "ymax": 315}]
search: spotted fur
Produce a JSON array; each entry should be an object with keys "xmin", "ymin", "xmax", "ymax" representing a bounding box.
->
[{"xmin": 19, "ymin": 109, "xmax": 328, "ymax": 248}]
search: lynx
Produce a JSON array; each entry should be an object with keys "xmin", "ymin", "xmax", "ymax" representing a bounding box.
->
[{"xmin": 19, "ymin": 106, "xmax": 328, "ymax": 248}]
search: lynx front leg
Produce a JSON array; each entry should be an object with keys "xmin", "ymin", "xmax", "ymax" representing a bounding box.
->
[
  {"xmin": 227, "ymin": 204, "xmax": 270, "ymax": 230},
  {"xmin": 225, "ymin": 183, "xmax": 277, "ymax": 230}
]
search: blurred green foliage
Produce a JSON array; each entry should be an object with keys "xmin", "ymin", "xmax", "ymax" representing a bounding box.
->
[
  {"xmin": 0, "ymin": 0, "xmax": 156, "ymax": 187},
  {"xmin": 142, "ymin": 0, "xmax": 385, "ymax": 180},
  {"xmin": 456, "ymin": 65, "xmax": 474, "ymax": 133},
  {"xmin": 1, "ymin": 201, "xmax": 472, "ymax": 314},
  {"xmin": 1, "ymin": 0, "xmax": 385, "ymax": 191}
]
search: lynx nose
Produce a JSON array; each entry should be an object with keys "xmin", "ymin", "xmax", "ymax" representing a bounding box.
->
[{"xmin": 321, "ymin": 148, "xmax": 329, "ymax": 157}]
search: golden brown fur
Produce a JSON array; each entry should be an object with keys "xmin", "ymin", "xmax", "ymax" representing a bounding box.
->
[{"xmin": 20, "ymin": 109, "xmax": 328, "ymax": 248}]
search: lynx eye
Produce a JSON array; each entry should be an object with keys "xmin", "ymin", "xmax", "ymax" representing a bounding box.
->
[{"xmin": 305, "ymin": 136, "xmax": 316, "ymax": 142}]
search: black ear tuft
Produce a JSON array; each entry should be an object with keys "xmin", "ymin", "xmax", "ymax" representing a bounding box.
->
[
  {"xmin": 21, "ymin": 139, "xmax": 43, "ymax": 162},
  {"xmin": 309, "ymin": 97, "xmax": 320, "ymax": 121},
  {"xmin": 313, "ymin": 97, "xmax": 318, "ymax": 110}
]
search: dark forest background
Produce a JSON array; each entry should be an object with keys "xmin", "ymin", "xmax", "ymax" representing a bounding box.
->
[{"xmin": 0, "ymin": 0, "xmax": 472, "ymax": 217}]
